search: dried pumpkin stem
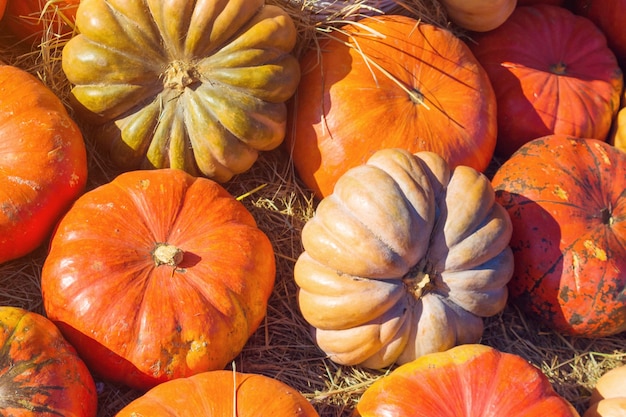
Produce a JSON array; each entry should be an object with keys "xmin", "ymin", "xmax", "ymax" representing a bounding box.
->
[
  {"xmin": 402, "ymin": 260, "xmax": 434, "ymax": 299},
  {"xmin": 152, "ymin": 243, "xmax": 184, "ymax": 267},
  {"xmin": 163, "ymin": 60, "xmax": 199, "ymax": 90}
]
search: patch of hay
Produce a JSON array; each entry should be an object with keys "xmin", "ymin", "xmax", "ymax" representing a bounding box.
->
[{"xmin": 0, "ymin": 1, "xmax": 624, "ymax": 417}]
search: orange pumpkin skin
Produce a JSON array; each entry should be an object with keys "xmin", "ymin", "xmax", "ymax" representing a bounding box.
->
[
  {"xmin": 439, "ymin": 0, "xmax": 517, "ymax": 32},
  {"xmin": 115, "ymin": 370, "xmax": 319, "ymax": 417},
  {"xmin": 2, "ymin": 0, "xmax": 79, "ymax": 44},
  {"xmin": 288, "ymin": 15, "xmax": 497, "ymax": 198},
  {"xmin": 0, "ymin": 306, "xmax": 98, "ymax": 417},
  {"xmin": 354, "ymin": 344, "xmax": 580, "ymax": 417},
  {"xmin": 0, "ymin": 65, "xmax": 87, "ymax": 264},
  {"xmin": 469, "ymin": 5, "xmax": 623, "ymax": 158},
  {"xmin": 41, "ymin": 169, "xmax": 276, "ymax": 391},
  {"xmin": 492, "ymin": 135, "xmax": 626, "ymax": 337},
  {"xmin": 0, "ymin": 0, "xmax": 6, "ymax": 21}
]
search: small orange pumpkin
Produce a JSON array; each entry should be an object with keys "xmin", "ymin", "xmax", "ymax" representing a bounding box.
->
[{"xmin": 583, "ymin": 365, "xmax": 626, "ymax": 417}]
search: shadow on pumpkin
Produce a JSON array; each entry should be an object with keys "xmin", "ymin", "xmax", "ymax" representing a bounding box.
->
[{"xmin": 494, "ymin": 189, "xmax": 570, "ymax": 334}]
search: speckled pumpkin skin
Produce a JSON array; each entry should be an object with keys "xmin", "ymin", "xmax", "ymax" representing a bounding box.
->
[{"xmin": 492, "ymin": 134, "xmax": 626, "ymax": 337}]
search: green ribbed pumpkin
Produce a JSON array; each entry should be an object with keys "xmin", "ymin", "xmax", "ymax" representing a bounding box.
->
[{"xmin": 62, "ymin": 0, "xmax": 300, "ymax": 182}]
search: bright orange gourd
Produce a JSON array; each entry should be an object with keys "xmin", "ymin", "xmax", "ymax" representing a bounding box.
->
[
  {"xmin": 354, "ymin": 344, "xmax": 580, "ymax": 417},
  {"xmin": 115, "ymin": 370, "xmax": 319, "ymax": 417},
  {"xmin": 288, "ymin": 14, "xmax": 497, "ymax": 198},
  {"xmin": 439, "ymin": 0, "xmax": 517, "ymax": 32},
  {"xmin": 0, "ymin": 64, "xmax": 87, "ymax": 264},
  {"xmin": 41, "ymin": 168, "xmax": 276, "ymax": 390},
  {"xmin": 0, "ymin": 306, "xmax": 98, "ymax": 416}
]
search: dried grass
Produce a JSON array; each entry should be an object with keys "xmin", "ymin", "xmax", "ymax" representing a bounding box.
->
[{"xmin": 0, "ymin": 1, "xmax": 624, "ymax": 416}]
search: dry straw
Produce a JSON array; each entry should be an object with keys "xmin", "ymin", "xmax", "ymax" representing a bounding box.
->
[{"xmin": 0, "ymin": 1, "xmax": 624, "ymax": 416}]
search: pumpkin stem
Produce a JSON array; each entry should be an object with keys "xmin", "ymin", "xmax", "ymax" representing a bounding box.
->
[
  {"xmin": 152, "ymin": 243, "xmax": 184, "ymax": 267},
  {"xmin": 550, "ymin": 61, "xmax": 567, "ymax": 75},
  {"xmin": 402, "ymin": 260, "xmax": 434, "ymax": 299},
  {"xmin": 163, "ymin": 60, "xmax": 200, "ymax": 91}
]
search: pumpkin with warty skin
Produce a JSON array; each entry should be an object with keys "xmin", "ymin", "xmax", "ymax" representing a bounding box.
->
[
  {"xmin": 287, "ymin": 14, "xmax": 497, "ymax": 199},
  {"xmin": 469, "ymin": 4, "xmax": 623, "ymax": 159},
  {"xmin": 2, "ymin": 0, "xmax": 79, "ymax": 45},
  {"xmin": 492, "ymin": 134, "xmax": 626, "ymax": 337},
  {"xmin": 583, "ymin": 365, "xmax": 626, "ymax": 417},
  {"xmin": 62, "ymin": 0, "xmax": 300, "ymax": 183},
  {"xmin": 0, "ymin": 306, "xmax": 98, "ymax": 417},
  {"xmin": 41, "ymin": 168, "xmax": 276, "ymax": 391},
  {"xmin": 353, "ymin": 344, "xmax": 580, "ymax": 417},
  {"xmin": 0, "ymin": 64, "xmax": 87, "ymax": 264},
  {"xmin": 115, "ymin": 370, "xmax": 320, "ymax": 417},
  {"xmin": 438, "ymin": 0, "xmax": 517, "ymax": 32},
  {"xmin": 295, "ymin": 148, "xmax": 513, "ymax": 369}
]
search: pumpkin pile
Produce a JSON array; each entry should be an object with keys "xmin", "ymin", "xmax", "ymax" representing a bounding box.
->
[{"xmin": 0, "ymin": 0, "xmax": 625, "ymax": 416}]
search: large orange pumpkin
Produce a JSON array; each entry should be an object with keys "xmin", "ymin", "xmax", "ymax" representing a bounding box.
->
[
  {"xmin": 354, "ymin": 344, "xmax": 580, "ymax": 417},
  {"xmin": 115, "ymin": 370, "xmax": 319, "ymax": 417},
  {"xmin": 0, "ymin": 64, "xmax": 87, "ymax": 264},
  {"xmin": 62, "ymin": 0, "xmax": 300, "ymax": 182},
  {"xmin": 295, "ymin": 148, "xmax": 513, "ymax": 369},
  {"xmin": 0, "ymin": 306, "xmax": 98, "ymax": 417},
  {"xmin": 41, "ymin": 168, "xmax": 276, "ymax": 390},
  {"xmin": 288, "ymin": 14, "xmax": 497, "ymax": 198},
  {"xmin": 469, "ymin": 4, "xmax": 623, "ymax": 158},
  {"xmin": 492, "ymin": 134, "xmax": 626, "ymax": 337}
]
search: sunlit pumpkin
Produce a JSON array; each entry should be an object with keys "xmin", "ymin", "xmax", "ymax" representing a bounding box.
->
[
  {"xmin": 115, "ymin": 370, "xmax": 320, "ymax": 417},
  {"xmin": 295, "ymin": 148, "xmax": 513, "ymax": 369},
  {"xmin": 62, "ymin": 0, "xmax": 300, "ymax": 182},
  {"xmin": 583, "ymin": 364, "xmax": 626, "ymax": 417},
  {"xmin": 41, "ymin": 168, "xmax": 276, "ymax": 390},
  {"xmin": 439, "ymin": 0, "xmax": 517, "ymax": 32},
  {"xmin": 288, "ymin": 14, "xmax": 497, "ymax": 198},
  {"xmin": 354, "ymin": 344, "xmax": 580, "ymax": 417},
  {"xmin": 0, "ymin": 64, "xmax": 87, "ymax": 264}
]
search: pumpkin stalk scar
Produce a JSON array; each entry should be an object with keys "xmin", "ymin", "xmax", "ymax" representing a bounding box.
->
[
  {"xmin": 163, "ymin": 60, "xmax": 200, "ymax": 91},
  {"xmin": 152, "ymin": 243, "xmax": 184, "ymax": 268},
  {"xmin": 402, "ymin": 259, "xmax": 434, "ymax": 299}
]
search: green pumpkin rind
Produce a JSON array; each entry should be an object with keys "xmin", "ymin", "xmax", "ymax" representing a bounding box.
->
[{"xmin": 62, "ymin": 0, "xmax": 300, "ymax": 181}]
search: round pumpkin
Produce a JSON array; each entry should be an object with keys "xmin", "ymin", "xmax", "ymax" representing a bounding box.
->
[
  {"xmin": 288, "ymin": 14, "xmax": 497, "ymax": 198},
  {"xmin": 609, "ymin": 89, "xmax": 626, "ymax": 152},
  {"xmin": 439, "ymin": 0, "xmax": 517, "ymax": 32},
  {"xmin": 0, "ymin": 306, "xmax": 97, "ymax": 417},
  {"xmin": 2, "ymin": 0, "xmax": 79, "ymax": 45},
  {"xmin": 115, "ymin": 370, "xmax": 319, "ymax": 417},
  {"xmin": 469, "ymin": 4, "xmax": 623, "ymax": 158},
  {"xmin": 354, "ymin": 344, "xmax": 580, "ymax": 417},
  {"xmin": 583, "ymin": 364, "xmax": 626, "ymax": 417},
  {"xmin": 41, "ymin": 168, "xmax": 276, "ymax": 390},
  {"xmin": 61, "ymin": 0, "xmax": 300, "ymax": 182},
  {"xmin": 492, "ymin": 134, "xmax": 626, "ymax": 337},
  {"xmin": 0, "ymin": 64, "xmax": 87, "ymax": 264},
  {"xmin": 572, "ymin": 0, "xmax": 626, "ymax": 69},
  {"xmin": 294, "ymin": 148, "xmax": 514, "ymax": 369}
]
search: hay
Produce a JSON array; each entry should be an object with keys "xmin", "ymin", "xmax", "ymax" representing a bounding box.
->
[{"xmin": 0, "ymin": 1, "xmax": 624, "ymax": 417}]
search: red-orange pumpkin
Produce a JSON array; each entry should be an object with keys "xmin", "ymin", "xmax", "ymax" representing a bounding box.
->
[
  {"xmin": 572, "ymin": 0, "xmax": 626, "ymax": 68},
  {"xmin": 469, "ymin": 4, "xmax": 623, "ymax": 158},
  {"xmin": 288, "ymin": 14, "xmax": 497, "ymax": 198},
  {"xmin": 0, "ymin": 64, "xmax": 87, "ymax": 264},
  {"xmin": 2, "ymin": 0, "xmax": 79, "ymax": 44},
  {"xmin": 492, "ymin": 134, "xmax": 626, "ymax": 337},
  {"xmin": 115, "ymin": 370, "xmax": 319, "ymax": 417},
  {"xmin": 354, "ymin": 344, "xmax": 580, "ymax": 417},
  {"xmin": 0, "ymin": 306, "xmax": 98, "ymax": 417},
  {"xmin": 41, "ymin": 168, "xmax": 276, "ymax": 391}
]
